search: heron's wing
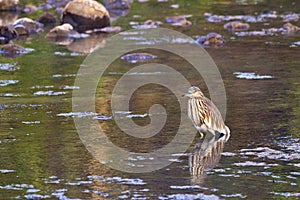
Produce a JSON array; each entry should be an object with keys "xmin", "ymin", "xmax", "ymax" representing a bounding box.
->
[{"xmin": 202, "ymin": 97, "xmax": 228, "ymax": 135}]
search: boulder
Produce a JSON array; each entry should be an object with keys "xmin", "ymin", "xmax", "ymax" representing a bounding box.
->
[
  {"xmin": 62, "ymin": 0, "xmax": 110, "ymax": 32},
  {"xmin": 0, "ymin": 0, "xmax": 20, "ymax": 11}
]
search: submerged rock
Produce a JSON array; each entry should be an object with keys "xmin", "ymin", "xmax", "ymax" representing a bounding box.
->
[
  {"xmin": 12, "ymin": 18, "xmax": 44, "ymax": 35},
  {"xmin": 104, "ymin": 0, "xmax": 132, "ymax": 18},
  {"xmin": 235, "ymin": 30, "xmax": 267, "ymax": 37},
  {"xmin": 0, "ymin": 0, "xmax": 20, "ymax": 11},
  {"xmin": 196, "ymin": 32, "xmax": 225, "ymax": 47},
  {"xmin": 23, "ymin": 4, "xmax": 38, "ymax": 13},
  {"xmin": 62, "ymin": 0, "xmax": 110, "ymax": 32},
  {"xmin": 0, "ymin": 43, "xmax": 32, "ymax": 58},
  {"xmin": 264, "ymin": 28, "xmax": 283, "ymax": 35},
  {"xmin": 131, "ymin": 19, "xmax": 162, "ymax": 29},
  {"xmin": 0, "ymin": 26, "xmax": 18, "ymax": 44},
  {"xmin": 121, "ymin": 52, "xmax": 157, "ymax": 63},
  {"xmin": 283, "ymin": 23, "xmax": 300, "ymax": 34},
  {"xmin": 224, "ymin": 21, "xmax": 250, "ymax": 31},
  {"xmin": 282, "ymin": 13, "xmax": 299, "ymax": 22},
  {"xmin": 38, "ymin": 3, "xmax": 53, "ymax": 10},
  {"xmin": 165, "ymin": 15, "xmax": 192, "ymax": 27},
  {"xmin": 205, "ymin": 13, "xmax": 256, "ymax": 23},
  {"xmin": 46, "ymin": 0, "xmax": 71, "ymax": 8}
]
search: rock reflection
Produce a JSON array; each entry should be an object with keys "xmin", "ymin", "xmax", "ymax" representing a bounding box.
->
[
  {"xmin": 47, "ymin": 32, "xmax": 108, "ymax": 53},
  {"xmin": 0, "ymin": 12, "xmax": 19, "ymax": 26},
  {"xmin": 67, "ymin": 33, "xmax": 107, "ymax": 53},
  {"xmin": 189, "ymin": 132, "xmax": 229, "ymax": 185}
]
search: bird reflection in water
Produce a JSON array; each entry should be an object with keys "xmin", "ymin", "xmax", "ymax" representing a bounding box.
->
[{"xmin": 189, "ymin": 131, "xmax": 229, "ymax": 185}]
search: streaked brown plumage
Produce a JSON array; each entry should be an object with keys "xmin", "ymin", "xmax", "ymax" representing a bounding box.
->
[{"xmin": 183, "ymin": 86, "xmax": 230, "ymax": 141}]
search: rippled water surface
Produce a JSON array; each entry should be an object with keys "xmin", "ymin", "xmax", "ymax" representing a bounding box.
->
[{"xmin": 0, "ymin": 0, "xmax": 300, "ymax": 199}]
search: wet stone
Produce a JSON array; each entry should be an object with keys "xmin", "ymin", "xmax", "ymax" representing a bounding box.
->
[
  {"xmin": 264, "ymin": 28, "xmax": 284, "ymax": 35},
  {"xmin": 45, "ymin": 23, "xmax": 76, "ymax": 38},
  {"xmin": 282, "ymin": 23, "xmax": 300, "ymax": 34},
  {"xmin": 257, "ymin": 11, "xmax": 278, "ymax": 21},
  {"xmin": 235, "ymin": 31, "xmax": 267, "ymax": 37},
  {"xmin": 196, "ymin": 32, "xmax": 225, "ymax": 47},
  {"xmin": 205, "ymin": 13, "xmax": 256, "ymax": 23},
  {"xmin": 282, "ymin": 13, "xmax": 299, "ymax": 22},
  {"xmin": 224, "ymin": 21, "xmax": 250, "ymax": 31},
  {"xmin": 165, "ymin": 15, "xmax": 192, "ymax": 27},
  {"xmin": 131, "ymin": 20, "xmax": 162, "ymax": 29}
]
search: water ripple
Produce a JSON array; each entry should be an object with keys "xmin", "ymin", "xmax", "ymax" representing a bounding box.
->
[
  {"xmin": 33, "ymin": 90, "xmax": 68, "ymax": 96},
  {"xmin": 0, "ymin": 63, "xmax": 19, "ymax": 72},
  {"xmin": 234, "ymin": 72, "xmax": 273, "ymax": 80},
  {"xmin": 0, "ymin": 80, "xmax": 19, "ymax": 86}
]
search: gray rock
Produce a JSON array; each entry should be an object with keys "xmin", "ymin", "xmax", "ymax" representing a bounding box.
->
[
  {"xmin": 13, "ymin": 18, "xmax": 44, "ymax": 35},
  {"xmin": 197, "ymin": 32, "xmax": 225, "ymax": 47},
  {"xmin": 62, "ymin": 0, "xmax": 110, "ymax": 32},
  {"xmin": 0, "ymin": 25, "xmax": 18, "ymax": 44},
  {"xmin": 23, "ymin": 4, "xmax": 38, "ymax": 13},
  {"xmin": 104, "ymin": 0, "xmax": 132, "ymax": 18},
  {"xmin": 46, "ymin": 0, "xmax": 71, "ymax": 9},
  {"xmin": 37, "ymin": 12, "xmax": 57, "ymax": 24},
  {"xmin": 224, "ymin": 21, "xmax": 250, "ymax": 31},
  {"xmin": 45, "ymin": 23, "xmax": 76, "ymax": 38},
  {"xmin": 0, "ymin": 43, "xmax": 25, "ymax": 58}
]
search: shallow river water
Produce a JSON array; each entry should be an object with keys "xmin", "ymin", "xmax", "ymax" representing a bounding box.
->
[{"xmin": 0, "ymin": 0, "xmax": 300, "ymax": 199}]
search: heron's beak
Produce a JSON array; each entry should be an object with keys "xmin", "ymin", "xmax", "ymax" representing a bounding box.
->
[{"xmin": 182, "ymin": 91, "xmax": 192, "ymax": 97}]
